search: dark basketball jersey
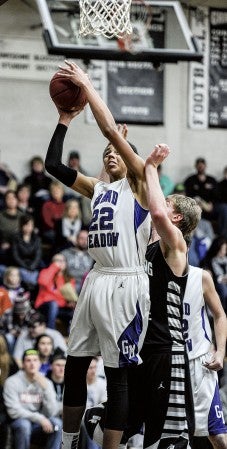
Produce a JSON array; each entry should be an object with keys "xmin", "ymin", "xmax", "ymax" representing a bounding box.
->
[
  {"xmin": 144, "ymin": 240, "xmax": 188, "ymax": 351},
  {"xmin": 142, "ymin": 241, "xmax": 194, "ymax": 448}
]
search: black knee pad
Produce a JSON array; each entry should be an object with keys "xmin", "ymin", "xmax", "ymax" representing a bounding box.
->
[
  {"xmin": 104, "ymin": 367, "xmax": 128, "ymax": 430},
  {"xmin": 63, "ymin": 356, "xmax": 92, "ymax": 407}
]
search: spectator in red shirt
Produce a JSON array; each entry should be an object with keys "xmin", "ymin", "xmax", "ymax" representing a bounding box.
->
[{"xmin": 34, "ymin": 253, "xmax": 77, "ymax": 330}]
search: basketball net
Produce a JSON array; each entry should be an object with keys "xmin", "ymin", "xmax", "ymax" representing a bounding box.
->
[
  {"xmin": 79, "ymin": 0, "xmax": 133, "ymax": 39},
  {"xmin": 117, "ymin": 0, "xmax": 153, "ymax": 54}
]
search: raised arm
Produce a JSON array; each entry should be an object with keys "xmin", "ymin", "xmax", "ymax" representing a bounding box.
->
[
  {"xmin": 145, "ymin": 144, "xmax": 185, "ymax": 252},
  {"xmin": 45, "ymin": 109, "xmax": 98, "ymax": 199},
  {"xmin": 57, "ymin": 61, "xmax": 145, "ymax": 181},
  {"xmin": 202, "ymin": 269, "xmax": 227, "ymax": 371}
]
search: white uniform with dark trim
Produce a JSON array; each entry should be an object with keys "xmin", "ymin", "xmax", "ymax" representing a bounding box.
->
[
  {"xmin": 67, "ymin": 178, "xmax": 150, "ymax": 368},
  {"xmin": 183, "ymin": 266, "xmax": 227, "ymax": 436}
]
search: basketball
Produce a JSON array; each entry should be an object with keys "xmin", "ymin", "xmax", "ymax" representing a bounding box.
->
[{"xmin": 49, "ymin": 73, "xmax": 88, "ymax": 112}]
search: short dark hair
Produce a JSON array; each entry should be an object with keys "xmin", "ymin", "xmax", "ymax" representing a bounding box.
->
[
  {"xmin": 19, "ymin": 214, "xmax": 34, "ymax": 229},
  {"xmin": 30, "ymin": 156, "xmax": 44, "ymax": 167},
  {"xmin": 195, "ymin": 157, "xmax": 206, "ymax": 165},
  {"xmin": 17, "ymin": 183, "xmax": 31, "ymax": 194},
  {"xmin": 51, "ymin": 352, "xmax": 67, "ymax": 364},
  {"xmin": 28, "ymin": 312, "xmax": 47, "ymax": 327},
  {"xmin": 34, "ymin": 333, "xmax": 54, "ymax": 350},
  {"xmin": 68, "ymin": 150, "xmax": 80, "ymax": 160}
]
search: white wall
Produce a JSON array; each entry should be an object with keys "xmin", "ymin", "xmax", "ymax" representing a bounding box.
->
[{"xmin": 0, "ymin": 0, "xmax": 226, "ymax": 184}]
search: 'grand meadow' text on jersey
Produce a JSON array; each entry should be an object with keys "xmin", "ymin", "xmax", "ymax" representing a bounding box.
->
[{"xmin": 88, "ymin": 178, "xmax": 150, "ymax": 267}]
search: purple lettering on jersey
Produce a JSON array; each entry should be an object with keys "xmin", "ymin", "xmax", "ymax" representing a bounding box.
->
[
  {"xmin": 111, "ymin": 191, "xmax": 118, "ymax": 205},
  {"xmin": 184, "ymin": 302, "xmax": 190, "ymax": 316},
  {"xmin": 185, "ymin": 338, "xmax": 192, "ymax": 352},
  {"xmin": 94, "ymin": 190, "xmax": 119, "ymax": 208},
  {"xmin": 94, "ymin": 193, "xmax": 103, "ymax": 208},
  {"xmin": 118, "ymin": 301, "xmax": 142, "ymax": 367},
  {"xmin": 88, "ymin": 232, "xmax": 119, "ymax": 248},
  {"xmin": 208, "ymin": 382, "xmax": 227, "ymax": 434},
  {"xmin": 100, "ymin": 233, "xmax": 106, "ymax": 247},
  {"xmin": 94, "ymin": 234, "xmax": 101, "ymax": 247},
  {"xmin": 101, "ymin": 191, "xmax": 112, "ymax": 203}
]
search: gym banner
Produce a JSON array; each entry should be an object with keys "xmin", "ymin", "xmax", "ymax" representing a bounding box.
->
[
  {"xmin": 107, "ymin": 61, "xmax": 163, "ymax": 125},
  {"xmin": 189, "ymin": 7, "xmax": 227, "ymax": 128},
  {"xmin": 188, "ymin": 7, "xmax": 209, "ymax": 129},
  {"xmin": 209, "ymin": 8, "xmax": 227, "ymax": 128},
  {"xmin": 0, "ymin": 37, "xmax": 62, "ymax": 80},
  {"xmin": 86, "ymin": 60, "xmax": 163, "ymax": 125}
]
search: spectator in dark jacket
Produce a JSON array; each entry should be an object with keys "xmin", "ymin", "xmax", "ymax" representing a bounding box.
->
[
  {"xmin": 12, "ymin": 214, "xmax": 42, "ymax": 286},
  {"xmin": 0, "ymin": 190, "xmax": 23, "ymax": 265},
  {"xmin": 23, "ymin": 156, "xmax": 52, "ymax": 229},
  {"xmin": 217, "ymin": 167, "xmax": 227, "ymax": 204},
  {"xmin": 184, "ymin": 158, "xmax": 227, "ymax": 238}
]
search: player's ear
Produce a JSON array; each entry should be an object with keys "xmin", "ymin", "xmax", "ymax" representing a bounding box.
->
[{"xmin": 172, "ymin": 212, "xmax": 183, "ymax": 224}]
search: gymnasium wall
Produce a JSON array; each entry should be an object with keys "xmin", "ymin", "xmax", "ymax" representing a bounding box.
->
[{"xmin": 0, "ymin": 0, "xmax": 226, "ymax": 184}]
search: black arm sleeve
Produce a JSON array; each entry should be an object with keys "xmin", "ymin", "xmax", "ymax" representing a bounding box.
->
[{"xmin": 45, "ymin": 123, "xmax": 78, "ymax": 187}]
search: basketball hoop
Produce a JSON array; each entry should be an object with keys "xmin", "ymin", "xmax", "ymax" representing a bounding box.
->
[
  {"xmin": 79, "ymin": 0, "xmax": 133, "ymax": 39},
  {"xmin": 117, "ymin": 0, "xmax": 153, "ymax": 54}
]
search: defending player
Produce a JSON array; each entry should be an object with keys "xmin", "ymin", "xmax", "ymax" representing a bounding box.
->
[
  {"xmin": 83, "ymin": 264, "xmax": 227, "ymax": 449},
  {"xmin": 45, "ymin": 60, "xmax": 153, "ymax": 449},
  {"xmin": 139, "ymin": 145, "xmax": 226, "ymax": 448},
  {"xmin": 132, "ymin": 145, "xmax": 201, "ymax": 449}
]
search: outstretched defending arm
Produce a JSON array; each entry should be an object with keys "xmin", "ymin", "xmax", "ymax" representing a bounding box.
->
[{"xmin": 145, "ymin": 143, "xmax": 185, "ymax": 252}]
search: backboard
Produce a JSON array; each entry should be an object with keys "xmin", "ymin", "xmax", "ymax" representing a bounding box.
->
[{"xmin": 35, "ymin": 0, "xmax": 203, "ymax": 63}]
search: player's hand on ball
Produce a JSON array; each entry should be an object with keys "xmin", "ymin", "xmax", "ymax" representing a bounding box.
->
[
  {"xmin": 57, "ymin": 105, "xmax": 82, "ymax": 126},
  {"xmin": 58, "ymin": 60, "xmax": 89, "ymax": 89},
  {"xmin": 57, "ymin": 104, "xmax": 82, "ymax": 117}
]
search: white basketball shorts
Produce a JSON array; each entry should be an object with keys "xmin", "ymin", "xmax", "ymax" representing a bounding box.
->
[
  {"xmin": 190, "ymin": 353, "xmax": 227, "ymax": 436},
  {"xmin": 67, "ymin": 265, "xmax": 150, "ymax": 368}
]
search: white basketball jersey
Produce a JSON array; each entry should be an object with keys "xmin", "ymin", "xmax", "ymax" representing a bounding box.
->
[
  {"xmin": 88, "ymin": 178, "xmax": 150, "ymax": 267},
  {"xmin": 183, "ymin": 265, "xmax": 212, "ymax": 360}
]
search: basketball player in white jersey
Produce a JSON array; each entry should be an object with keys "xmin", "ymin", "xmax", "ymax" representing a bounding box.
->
[
  {"xmin": 183, "ymin": 266, "xmax": 227, "ymax": 449},
  {"xmin": 80, "ymin": 144, "xmax": 202, "ymax": 449},
  {"xmin": 45, "ymin": 60, "xmax": 155, "ymax": 449}
]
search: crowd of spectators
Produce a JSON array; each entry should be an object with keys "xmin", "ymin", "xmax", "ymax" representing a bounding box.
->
[
  {"xmin": 0, "ymin": 152, "xmax": 226, "ymax": 449},
  {"xmin": 0, "ymin": 151, "xmax": 93, "ymax": 332},
  {"xmin": 0, "ymin": 151, "xmax": 95, "ymax": 448}
]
